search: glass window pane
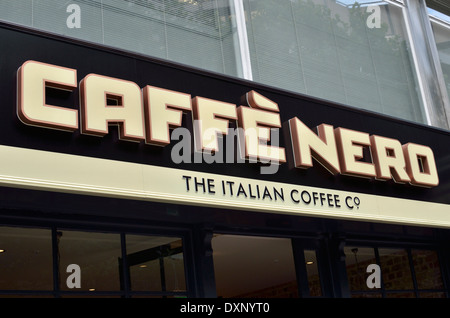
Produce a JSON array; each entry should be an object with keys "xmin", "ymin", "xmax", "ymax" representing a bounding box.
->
[
  {"xmin": 430, "ymin": 21, "xmax": 450, "ymax": 103},
  {"xmin": 0, "ymin": 0, "xmax": 239, "ymax": 78},
  {"xmin": 102, "ymin": 0, "xmax": 165, "ymax": 57},
  {"xmin": 379, "ymin": 248, "xmax": 414, "ymax": 290},
  {"xmin": 412, "ymin": 249, "xmax": 444, "ymax": 290},
  {"xmin": 0, "ymin": 226, "xmax": 53, "ymax": 290},
  {"xmin": 162, "ymin": 0, "xmax": 237, "ymax": 75},
  {"xmin": 58, "ymin": 230, "xmax": 122, "ymax": 292},
  {"xmin": 428, "ymin": 8, "xmax": 450, "ymax": 24},
  {"xmin": 0, "ymin": 1, "xmax": 32, "ymax": 26},
  {"xmin": 344, "ymin": 246, "xmax": 377, "ymax": 291},
  {"xmin": 304, "ymin": 250, "xmax": 322, "ymax": 296},
  {"xmin": 243, "ymin": 0, "xmax": 425, "ymax": 124},
  {"xmin": 427, "ymin": 0, "xmax": 450, "ymax": 22},
  {"xmin": 212, "ymin": 234, "xmax": 298, "ymax": 298},
  {"xmin": 126, "ymin": 235, "xmax": 186, "ymax": 293},
  {"xmin": 33, "ymin": 0, "xmax": 103, "ymax": 44}
]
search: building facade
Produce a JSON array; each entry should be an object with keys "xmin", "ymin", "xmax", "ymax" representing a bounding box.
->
[{"xmin": 0, "ymin": 0, "xmax": 449, "ymax": 298}]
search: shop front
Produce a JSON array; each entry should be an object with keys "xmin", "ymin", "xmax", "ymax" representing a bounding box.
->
[{"xmin": 0, "ymin": 21, "xmax": 449, "ymax": 299}]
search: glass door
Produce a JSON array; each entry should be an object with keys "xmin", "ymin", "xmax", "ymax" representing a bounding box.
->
[{"xmin": 211, "ymin": 233, "xmax": 324, "ymax": 298}]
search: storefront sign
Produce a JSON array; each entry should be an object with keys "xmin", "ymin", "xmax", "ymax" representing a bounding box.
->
[
  {"xmin": 17, "ymin": 60, "xmax": 439, "ymax": 188},
  {"xmin": 0, "ymin": 144, "xmax": 447, "ymax": 228},
  {"xmin": 0, "ymin": 14, "xmax": 446, "ymax": 227}
]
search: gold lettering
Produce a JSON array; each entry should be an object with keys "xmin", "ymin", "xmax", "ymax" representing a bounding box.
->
[
  {"xmin": 192, "ymin": 97, "xmax": 237, "ymax": 153},
  {"xmin": 289, "ymin": 118, "xmax": 340, "ymax": 175},
  {"xmin": 335, "ymin": 127, "xmax": 376, "ymax": 178},
  {"xmin": 143, "ymin": 86, "xmax": 191, "ymax": 146},
  {"xmin": 80, "ymin": 74, "xmax": 145, "ymax": 142},
  {"xmin": 403, "ymin": 143, "xmax": 439, "ymax": 187},
  {"xmin": 237, "ymin": 91, "xmax": 286, "ymax": 163},
  {"xmin": 370, "ymin": 135, "xmax": 411, "ymax": 183},
  {"xmin": 246, "ymin": 90, "xmax": 279, "ymax": 112},
  {"xmin": 17, "ymin": 60, "xmax": 78, "ymax": 131},
  {"xmin": 16, "ymin": 61, "xmax": 440, "ymax": 188}
]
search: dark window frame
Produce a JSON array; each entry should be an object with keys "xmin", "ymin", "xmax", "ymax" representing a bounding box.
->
[
  {"xmin": 0, "ymin": 220, "xmax": 194, "ymax": 298},
  {"xmin": 210, "ymin": 229, "xmax": 327, "ymax": 298},
  {"xmin": 344, "ymin": 240, "xmax": 449, "ymax": 298}
]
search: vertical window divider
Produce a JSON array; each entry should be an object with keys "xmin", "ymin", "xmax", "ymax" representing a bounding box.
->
[
  {"xmin": 403, "ymin": 0, "xmax": 450, "ymax": 129},
  {"xmin": 374, "ymin": 247, "xmax": 386, "ymax": 298},
  {"xmin": 120, "ymin": 233, "xmax": 130, "ymax": 298},
  {"xmin": 231, "ymin": 0, "xmax": 253, "ymax": 80},
  {"xmin": 291, "ymin": 238, "xmax": 310, "ymax": 297},
  {"xmin": 51, "ymin": 226, "xmax": 61, "ymax": 297},
  {"xmin": 407, "ymin": 248, "xmax": 420, "ymax": 297},
  {"xmin": 437, "ymin": 245, "xmax": 450, "ymax": 297}
]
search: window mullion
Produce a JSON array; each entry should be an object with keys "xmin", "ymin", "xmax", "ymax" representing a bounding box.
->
[
  {"xmin": 231, "ymin": 0, "xmax": 253, "ymax": 80},
  {"xmin": 407, "ymin": 248, "xmax": 420, "ymax": 297},
  {"xmin": 51, "ymin": 227, "xmax": 61, "ymax": 297},
  {"xmin": 403, "ymin": 0, "xmax": 450, "ymax": 129}
]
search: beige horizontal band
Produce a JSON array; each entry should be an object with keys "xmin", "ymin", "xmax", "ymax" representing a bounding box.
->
[{"xmin": 0, "ymin": 144, "xmax": 448, "ymax": 228}]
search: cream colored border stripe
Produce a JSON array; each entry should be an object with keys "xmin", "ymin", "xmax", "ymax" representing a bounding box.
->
[{"xmin": 0, "ymin": 144, "xmax": 449, "ymax": 228}]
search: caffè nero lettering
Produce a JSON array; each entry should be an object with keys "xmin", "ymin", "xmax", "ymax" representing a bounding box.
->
[{"xmin": 17, "ymin": 60, "xmax": 439, "ymax": 188}]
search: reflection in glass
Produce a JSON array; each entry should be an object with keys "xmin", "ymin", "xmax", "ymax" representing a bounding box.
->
[
  {"xmin": 344, "ymin": 246, "xmax": 376, "ymax": 291},
  {"xmin": 412, "ymin": 249, "xmax": 444, "ymax": 290},
  {"xmin": 431, "ymin": 21, "xmax": 450, "ymax": 103},
  {"xmin": 126, "ymin": 235, "xmax": 186, "ymax": 293},
  {"xmin": 0, "ymin": 0, "xmax": 239, "ymax": 77},
  {"xmin": 212, "ymin": 234, "xmax": 298, "ymax": 298},
  {"xmin": 429, "ymin": 9, "xmax": 450, "ymax": 23},
  {"xmin": 379, "ymin": 248, "xmax": 414, "ymax": 290},
  {"xmin": 345, "ymin": 246, "xmax": 447, "ymax": 297},
  {"xmin": 0, "ymin": 226, "xmax": 53, "ymax": 290},
  {"xmin": 243, "ymin": 0, "xmax": 425, "ymax": 123},
  {"xmin": 58, "ymin": 230, "xmax": 122, "ymax": 291},
  {"xmin": 304, "ymin": 250, "xmax": 322, "ymax": 296}
]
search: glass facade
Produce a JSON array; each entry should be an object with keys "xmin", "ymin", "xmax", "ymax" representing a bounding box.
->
[
  {"xmin": 1, "ymin": 224, "xmax": 446, "ymax": 298},
  {"xmin": 0, "ymin": 0, "xmax": 449, "ymax": 128},
  {"xmin": 58, "ymin": 230, "xmax": 122, "ymax": 292},
  {"xmin": 0, "ymin": 0, "xmax": 241, "ymax": 77},
  {"xmin": 0, "ymin": 227, "xmax": 53, "ymax": 292},
  {"xmin": 243, "ymin": 0, "xmax": 425, "ymax": 123},
  {"xmin": 0, "ymin": 226, "xmax": 187, "ymax": 297},
  {"xmin": 211, "ymin": 234, "xmax": 299, "ymax": 298},
  {"xmin": 430, "ymin": 12, "xmax": 450, "ymax": 103},
  {"xmin": 126, "ymin": 234, "xmax": 186, "ymax": 293},
  {"xmin": 344, "ymin": 246, "xmax": 446, "ymax": 298},
  {"xmin": 304, "ymin": 250, "xmax": 322, "ymax": 297}
]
